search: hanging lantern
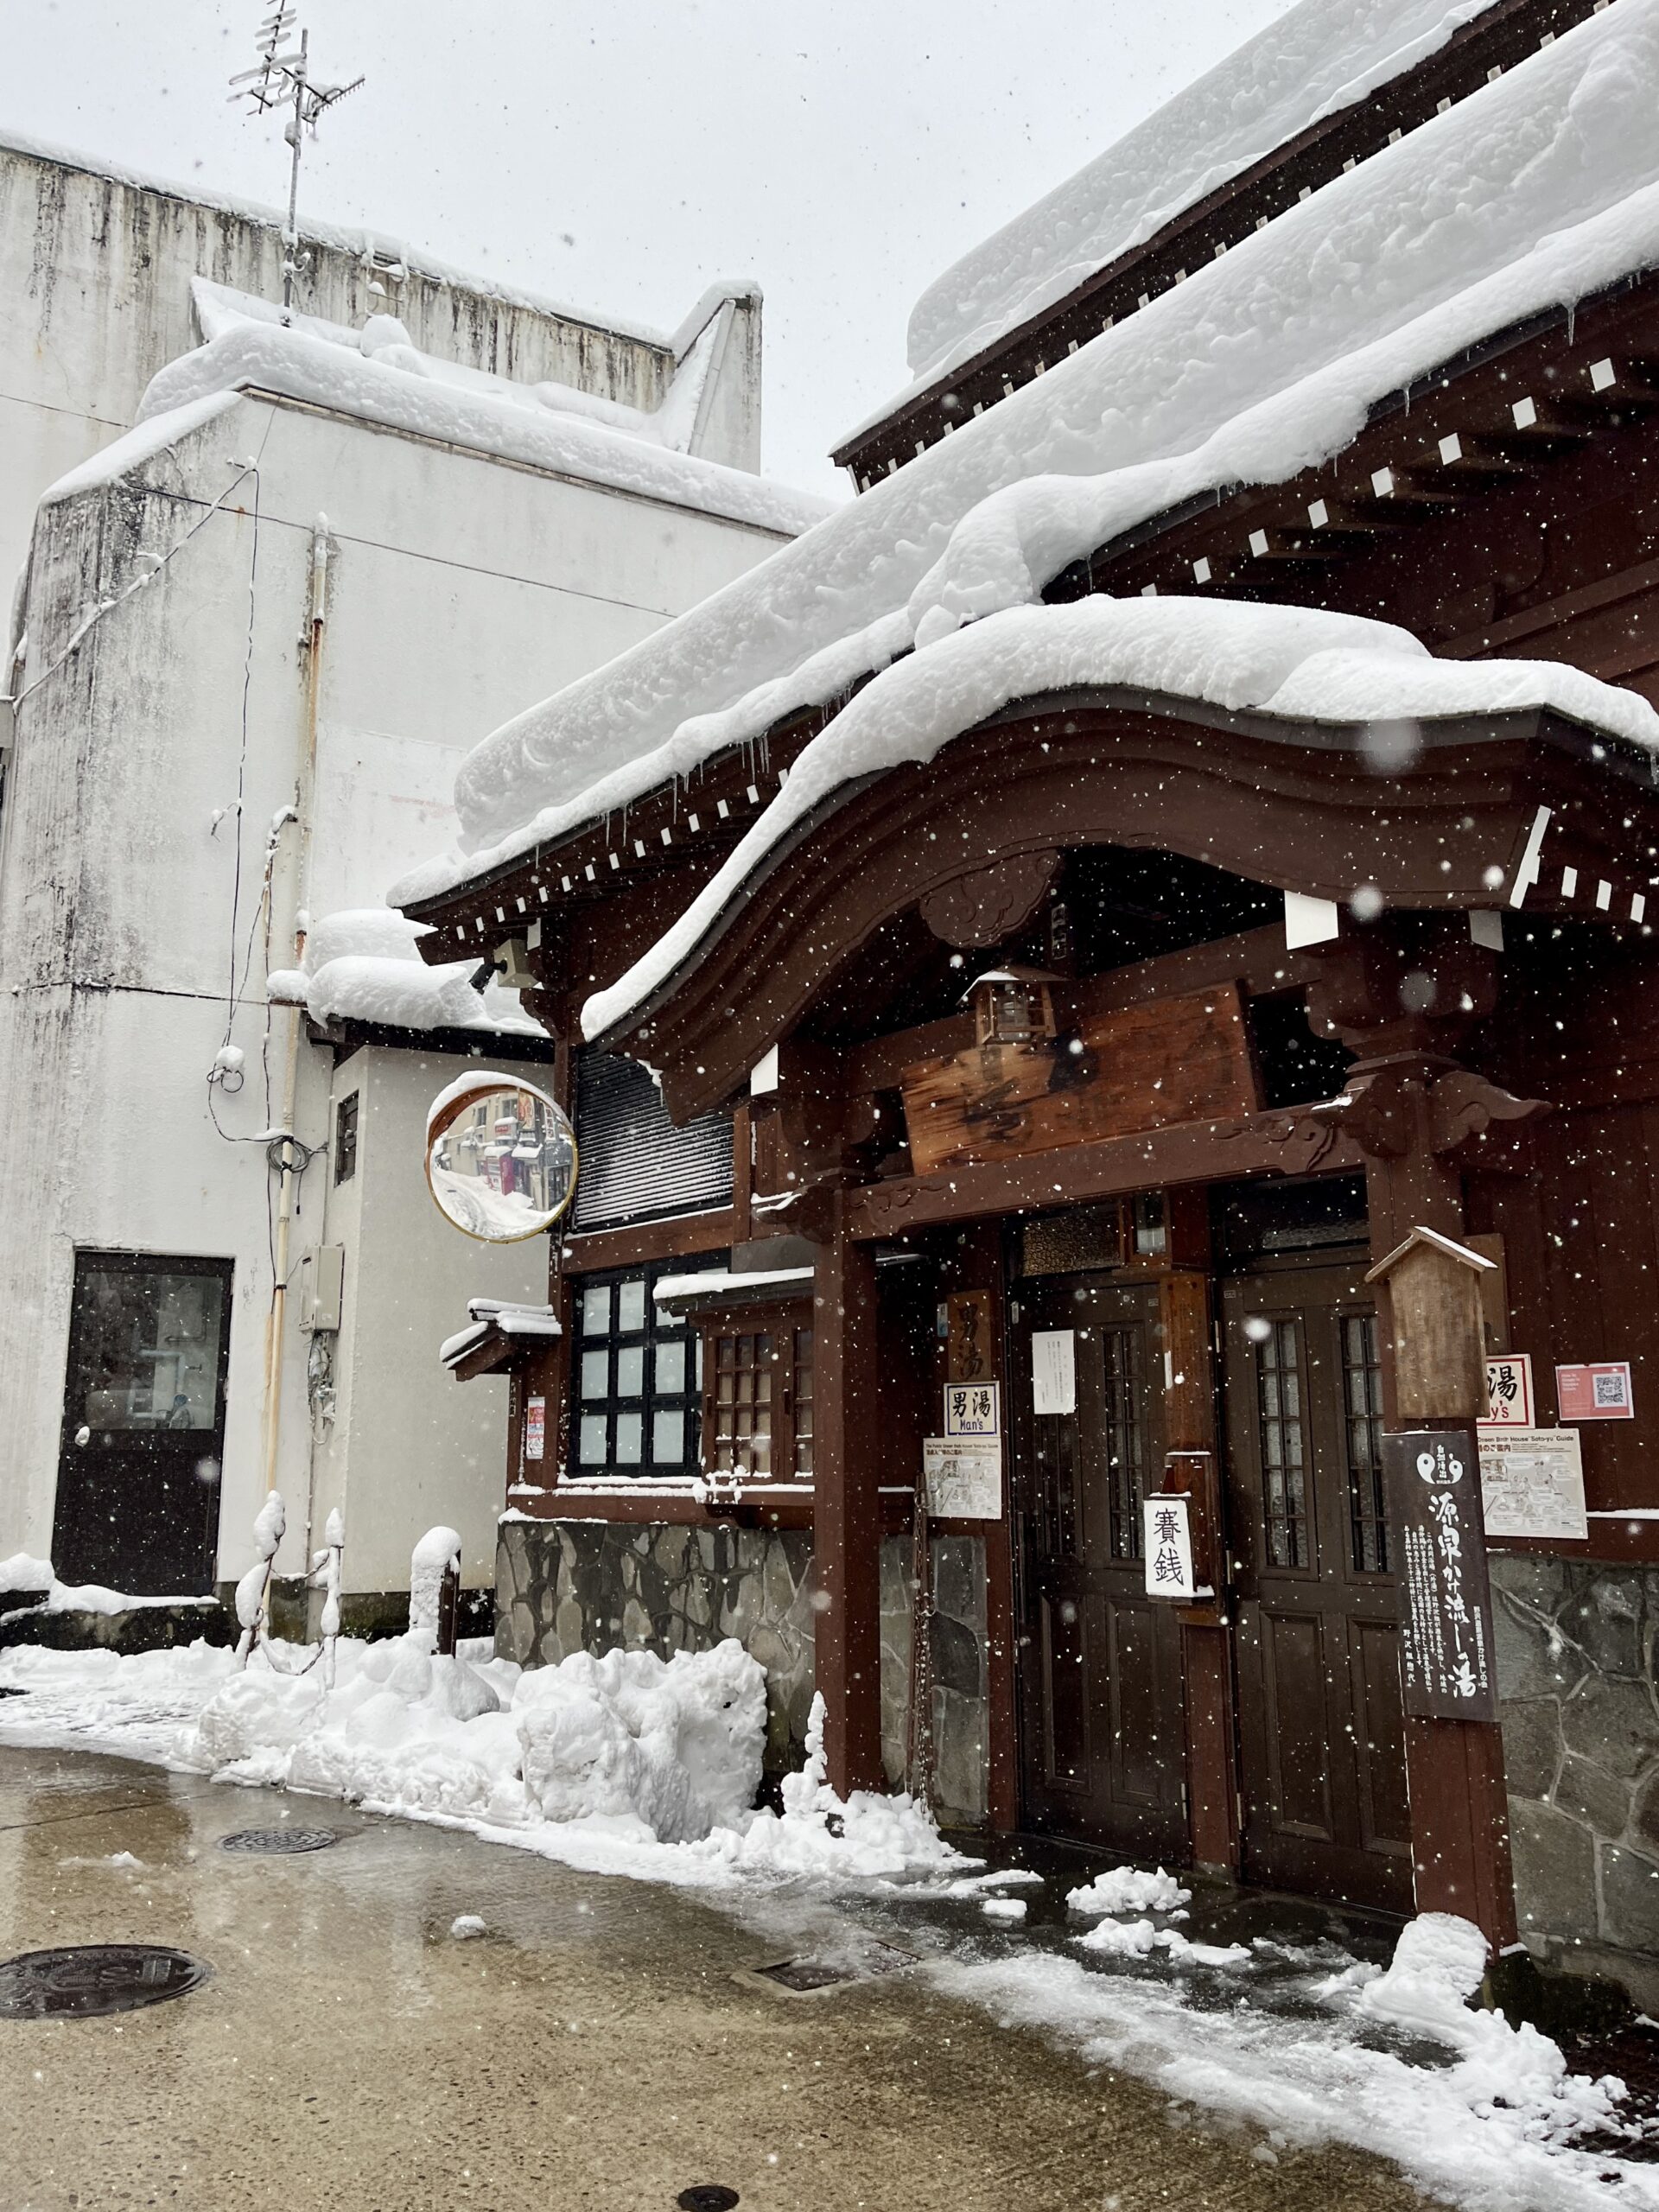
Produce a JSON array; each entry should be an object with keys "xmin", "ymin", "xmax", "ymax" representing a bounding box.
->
[{"xmin": 964, "ymin": 965, "xmax": 1060, "ymax": 1050}]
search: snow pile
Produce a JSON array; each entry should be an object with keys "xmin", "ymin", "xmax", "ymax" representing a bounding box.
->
[
  {"xmin": 1353, "ymin": 1911, "xmax": 1583, "ymax": 2115},
  {"xmin": 1065, "ymin": 1859, "xmax": 1248, "ymax": 1968},
  {"xmin": 899, "ymin": 0, "xmax": 1497, "ymax": 390},
  {"xmin": 720, "ymin": 1693, "xmax": 966, "ymax": 1881},
  {"xmin": 1067, "ymin": 1864, "xmax": 1191, "ymax": 1917},
  {"xmin": 395, "ymin": 1, "xmax": 1659, "ymax": 908},
  {"xmin": 578, "ymin": 596, "xmax": 1659, "ymax": 1041},
  {"xmin": 267, "ymin": 906, "xmax": 544, "ymax": 1039},
  {"xmin": 0, "ymin": 1550, "xmax": 217, "ymax": 1620}
]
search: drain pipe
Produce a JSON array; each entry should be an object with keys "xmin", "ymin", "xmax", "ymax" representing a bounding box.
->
[{"xmin": 259, "ymin": 520, "xmax": 329, "ymax": 1509}]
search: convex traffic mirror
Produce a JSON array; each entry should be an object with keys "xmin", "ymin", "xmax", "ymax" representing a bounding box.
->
[{"xmin": 424, "ymin": 1072, "xmax": 576, "ymax": 1243}]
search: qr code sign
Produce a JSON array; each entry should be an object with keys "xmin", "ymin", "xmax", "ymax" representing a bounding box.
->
[{"xmin": 1595, "ymin": 1372, "xmax": 1628, "ymax": 1408}]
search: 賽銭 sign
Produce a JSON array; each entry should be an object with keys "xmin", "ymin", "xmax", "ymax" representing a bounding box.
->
[
  {"xmin": 1142, "ymin": 1494, "xmax": 1198, "ymax": 1600},
  {"xmin": 1382, "ymin": 1429, "xmax": 1497, "ymax": 1723},
  {"xmin": 1481, "ymin": 1354, "xmax": 1534, "ymax": 1429},
  {"xmin": 944, "ymin": 1382, "xmax": 1000, "ymax": 1439}
]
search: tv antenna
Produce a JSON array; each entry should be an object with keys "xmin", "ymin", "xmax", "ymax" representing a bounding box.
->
[{"xmin": 230, "ymin": 8, "xmax": 365, "ymax": 315}]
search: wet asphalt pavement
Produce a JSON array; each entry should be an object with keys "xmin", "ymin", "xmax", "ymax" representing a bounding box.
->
[{"xmin": 0, "ymin": 1743, "xmax": 1427, "ymax": 2212}]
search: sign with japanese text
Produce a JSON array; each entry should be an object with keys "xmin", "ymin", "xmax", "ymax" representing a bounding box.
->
[
  {"xmin": 1556, "ymin": 1362, "xmax": 1635, "ymax": 1422},
  {"xmin": 1478, "ymin": 1427, "xmax": 1587, "ymax": 1541},
  {"xmin": 1382, "ymin": 1429, "xmax": 1497, "ymax": 1723},
  {"xmin": 1481, "ymin": 1354, "xmax": 1534, "ymax": 1429},
  {"xmin": 1142, "ymin": 1494, "xmax": 1198, "ymax": 1600},
  {"xmin": 944, "ymin": 1382, "xmax": 1000, "ymax": 1439},
  {"xmin": 524, "ymin": 1396, "xmax": 546, "ymax": 1462},
  {"xmin": 1031, "ymin": 1331, "xmax": 1077, "ymax": 1416},
  {"xmin": 922, "ymin": 1436, "xmax": 1002, "ymax": 1520}
]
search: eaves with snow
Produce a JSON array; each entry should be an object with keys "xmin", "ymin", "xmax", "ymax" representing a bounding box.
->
[
  {"xmin": 267, "ymin": 906, "xmax": 546, "ymax": 1046},
  {"xmin": 394, "ymin": 0, "xmax": 1659, "ymax": 1035}
]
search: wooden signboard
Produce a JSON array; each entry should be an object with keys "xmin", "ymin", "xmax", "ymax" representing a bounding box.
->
[
  {"xmin": 946, "ymin": 1291, "xmax": 995, "ymax": 1382},
  {"xmin": 899, "ymin": 983, "xmax": 1257, "ymax": 1176},
  {"xmin": 1382, "ymin": 1428, "xmax": 1497, "ymax": 1723}
]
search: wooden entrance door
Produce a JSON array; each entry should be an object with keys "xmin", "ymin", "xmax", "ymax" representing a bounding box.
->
[
  {"xmin": 1012, "ymin": 1277, "xmax": 1187, "ymax": 1855},
  {"xmin": 1221, "ymin": 1257, "xmax": 1413, "ymax": 1912},
  {"xmin": 51, "ymin": 1251, "xmax": 233, "ymax": 1596}
]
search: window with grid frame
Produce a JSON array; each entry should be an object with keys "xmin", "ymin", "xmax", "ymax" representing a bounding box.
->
[
  {"xmin": 703, "ymin": 1313, "xmax": 814, "ymax": 1480},
  {"xmin": 571, "ymin": 1257, "xmax": 721, "ymax": 1476}
]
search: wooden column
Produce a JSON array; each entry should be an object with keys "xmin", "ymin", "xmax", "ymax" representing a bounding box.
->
[
  {"xmin": 814, "ymin": 1192, "xmax": 885, "ymax": 1796},
  {"xmin": 1363, "ymin": 1090, "xmax": 1519, "ymax": 1950}
]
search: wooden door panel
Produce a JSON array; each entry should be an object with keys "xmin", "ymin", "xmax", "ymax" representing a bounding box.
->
[
  {"xmin": 1224, "ymin": 1258, "xmax": 1412, "ymax": 1914},
  {"xmin": 1014, "ymin": 1274, "xmax": 1188, "ymax": 1855},
  {"xmin": 1351, "ymin": 1618, "xmax": 1413, "ymax": 1859},
  {"xmin": 1258, "ymin": 1609, "xmax": 1338, "ymax": 1843}
]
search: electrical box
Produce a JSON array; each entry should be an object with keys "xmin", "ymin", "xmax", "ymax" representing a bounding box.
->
[{"xmin": 302, "ymin": 1243, "xmax": 346, "ymax": 1333}]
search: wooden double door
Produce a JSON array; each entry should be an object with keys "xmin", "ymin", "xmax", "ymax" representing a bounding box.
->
[{"xmin": 1014, "ymin": 1255, "xmax": 1412, "ymax": 1912}]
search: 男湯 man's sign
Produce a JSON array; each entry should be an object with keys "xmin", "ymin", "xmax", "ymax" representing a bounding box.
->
[{"xmin": 1382, "ymin": 1429, "xmax": 1497, "ymax": 1723}]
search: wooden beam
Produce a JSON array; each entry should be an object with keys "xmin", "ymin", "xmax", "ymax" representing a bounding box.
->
[
  {"xmin": 846, "ymin": 1103, "xmax": 1363, "ymax": 1241},
  {"xmin": 814, "ymin": 1197, "xmax": 885, "ymax": 1796},
  {"xmin": 562, "ymin": 1208, "xmax": 739, "ymax": 1275}
]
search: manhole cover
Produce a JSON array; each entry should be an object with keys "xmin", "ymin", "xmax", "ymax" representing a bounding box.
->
[
  {"xmin": 753, "ymin": 1941, "xmax": 914, "ymax": 1993},
  {"xmin": 0, "ymin": 1945, "xmax": 209, "ymax": 2019},
  {"xmin": 220, "ymin": 1827, "xmax": 341, "ymax": 1854},
  {"xmin": 677, "ymin": 2190, "xmax": 740, "ymax": 2211}
]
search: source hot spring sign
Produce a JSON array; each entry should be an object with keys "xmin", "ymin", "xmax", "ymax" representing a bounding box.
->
[{"xmin": 425, "ymin": 1072, "xmax": 576, "ymax": 1243}]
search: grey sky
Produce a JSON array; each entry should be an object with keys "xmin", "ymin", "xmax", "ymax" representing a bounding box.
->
[{"xmin": 5, "ymin": 0, "xmax": 1290, "ymax": 495}]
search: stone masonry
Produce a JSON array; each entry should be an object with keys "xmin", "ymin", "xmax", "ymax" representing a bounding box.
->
[
  {"xmin": 499, "ymin": 1516, "xmax": 992, "ymax": 1820},
  {"xmin": 1494, "ymin": 1554, "xmax": 1659, "ymax": 2005}
]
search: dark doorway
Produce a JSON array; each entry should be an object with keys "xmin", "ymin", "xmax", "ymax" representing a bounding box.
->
[
  {"xmin": 51, "ymin": 1252, "xmax": 233, "ymax": 1596},
  {"xmin": 1220, "ymin": 1255, "xmax": 1413, "ymax": 1914},
  {"xmin": 1011, "ymin": 1274, "xmax": 1187, "ymax": 1857}
]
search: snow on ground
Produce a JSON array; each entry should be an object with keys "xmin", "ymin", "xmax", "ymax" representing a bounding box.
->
[
  {"xmin": 0, "ymin": 1637, "xmax": 960, "ymax": 1890},
  {"xmin": 394, "ymin": 0, "xmax": 1659, "ymax": 907},
  {"xmin": 1, "ymin": 1634, "xmax": 1655, "ymax": 2203},
  {"xmin": 0, "ymin": 1552, "xmax": 219, "ymax": 1623},
  {"xmin": 578, "ymin": 594, "xmax": 1659, "ymax": 1042}
]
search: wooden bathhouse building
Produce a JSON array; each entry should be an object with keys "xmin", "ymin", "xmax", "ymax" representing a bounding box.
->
[{"xmin": 399, "ymin": 0, "xmax": 1659, "ymax": 1999}]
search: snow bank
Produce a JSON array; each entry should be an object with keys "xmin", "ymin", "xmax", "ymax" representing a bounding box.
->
[
  {"xmin": 267, "ymin": 905, "xmax": 544, "ymax": 1039},
  {"xmin": 579, "ymin": 595, "xmax": 1659, "ymax": 1041},
  {"xmin": 395, "ymin": 1, "xmax": 1659, "ymax": 908},
  {"xmin": 0, "ymin": 1551, "xmax": 218, "ymax": 1619},
  {"xmin": 899, "ymin": 0, "xmax": 1497, "ymax": 391}
]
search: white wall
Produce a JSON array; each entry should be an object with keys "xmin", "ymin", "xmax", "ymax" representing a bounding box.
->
[
  {"xmin": 0, "ymin": 140, "xmax": 762, "ymax": 605},
  {"xmin": 0, "ymin": 383, "xmax": 791, "ymax": 1592}
]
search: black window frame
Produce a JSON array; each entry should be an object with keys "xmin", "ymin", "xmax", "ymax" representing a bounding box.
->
[{"xmin": 569, "ymin": 1255, "xmax": 724, "ymax": 1478}]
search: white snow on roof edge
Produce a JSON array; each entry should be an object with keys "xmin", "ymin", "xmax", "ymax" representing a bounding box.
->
[
  {"xmin": 393, "ymin": 8, "xmax": 1659, "ymax": 911},
  {"xmin": 897, "ymin": 0, "xmax": 1497, "ymax": 397},
  {"xmin": 579, "ymin": 596, "xmax": 1659, "ymax": 1045}
]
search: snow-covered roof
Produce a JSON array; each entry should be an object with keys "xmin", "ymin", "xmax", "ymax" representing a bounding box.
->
[
  {"xmin": 896, "ymin": 0, "xmax": 1498, "ymax": 400},
  {"xmin": 440, "ymin": 1299, "xmax": 561, "ymax": 1369},
  {"xmin": 391, "ymin": 3, "xmax": 1659, "ymax": 912},
  {"xmin": 577, "ymin": 596, "xmax": 1659, "ymax": 1044},
  {"xmin": 66, "ymin": 291, "xmax": 830, "ymax": 540},
  {"xmin": 267, "ymin": 906, "xmax": 546, "ymax": 1040}
]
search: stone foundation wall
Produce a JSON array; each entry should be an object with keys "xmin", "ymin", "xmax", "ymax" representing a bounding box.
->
[
  {"xmin": 497, "ymin": 1516, "xmax": 991, "ymax": 1819},
  {"xmin": 1495, "ymin": 1555, "xmax": 1659, "ymax": 2004}
]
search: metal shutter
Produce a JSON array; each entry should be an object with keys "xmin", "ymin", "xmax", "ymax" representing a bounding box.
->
[{"xmin": 573, "ymin": 1050, "xmax": 734, "ymax": 1232}]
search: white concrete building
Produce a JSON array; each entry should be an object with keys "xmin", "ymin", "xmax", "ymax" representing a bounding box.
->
[{"xmin": 0, "ymin": 137, "xmax": 823, "ymax": 1623}]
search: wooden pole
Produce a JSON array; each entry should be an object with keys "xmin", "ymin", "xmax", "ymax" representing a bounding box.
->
[{"xmin": 814, "ymin": 1193, "xmax": 884, "ymax": 1796}]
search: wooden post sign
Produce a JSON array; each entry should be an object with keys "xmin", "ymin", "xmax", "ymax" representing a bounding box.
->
[{"xmin": 1382, "ymin": 1429, "xmax": 1497, "ymax": 1723}]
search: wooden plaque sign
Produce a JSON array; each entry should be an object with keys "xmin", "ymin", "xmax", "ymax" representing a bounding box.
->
[
  {"xmin": 899, "ymin": 983, "xmax": 1257, "ymax": 1176},
  {"xmin": 1382, "ymin": 1428, "xmax": 1497, "ymax": 1724}
]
